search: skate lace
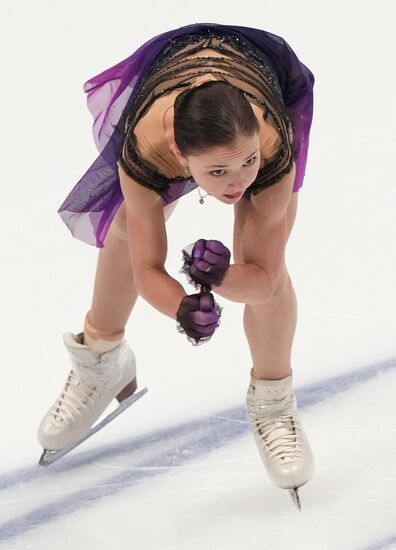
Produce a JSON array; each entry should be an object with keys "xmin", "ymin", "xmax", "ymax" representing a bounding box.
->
[
  {"xmin": 49, "ymin": 362, "xmax": 114, "ymax": 427},
  {"xmin": 254, "ymin": 412, "xmax": 303, "ymax": 464},
  {"xmin": 247, "ymin": 391, "xmax": 303, "ymax": 464}
]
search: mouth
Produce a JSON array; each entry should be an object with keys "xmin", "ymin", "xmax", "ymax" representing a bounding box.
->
[{"xmin": 223, "ymin": 191, "xmax": 243, "ymax": 200}]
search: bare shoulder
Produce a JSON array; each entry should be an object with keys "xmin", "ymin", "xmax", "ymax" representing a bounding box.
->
[{"xmin": 249, "ymin": 161, "xmax": 296, "ymax": 224}]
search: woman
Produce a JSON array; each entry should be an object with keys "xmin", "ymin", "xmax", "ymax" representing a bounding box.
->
[{"xmin": 38, "ymin": 22, "xmax": 315, "ymax": 506}]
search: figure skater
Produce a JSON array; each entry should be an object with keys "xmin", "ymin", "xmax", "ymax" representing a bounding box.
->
[{"xmin": 37, "ymin": 22, "xmax": 315, "ymax": 507}]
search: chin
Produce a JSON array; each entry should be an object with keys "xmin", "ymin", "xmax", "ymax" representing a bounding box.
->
[{"xmin": 215, "ymin": 196, "xmax": 239, "ymax": 205}]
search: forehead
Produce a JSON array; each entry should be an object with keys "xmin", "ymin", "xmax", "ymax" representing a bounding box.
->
[{"xmin": 196, "ymin": 133, "xmax": 260, "ymax": 166}]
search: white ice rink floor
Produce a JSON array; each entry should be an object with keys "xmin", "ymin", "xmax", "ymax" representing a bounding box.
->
[
  {"xmin": 2, "ymin": 361, "xmax": 396, "ymax": 549},
  {"xmin": 1, "ymin": 1, "xmax": 396, "ymax": 548}
]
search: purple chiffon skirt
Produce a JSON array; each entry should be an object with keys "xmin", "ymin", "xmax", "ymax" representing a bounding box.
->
[{"xmin": 58, "ymin": 22, "xmax": 314, "ymax": 248}]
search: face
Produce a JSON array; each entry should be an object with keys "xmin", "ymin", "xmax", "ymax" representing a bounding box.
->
[{"xmin": 183, "ymin": 132, "xmax": 261, "ymax": 204}]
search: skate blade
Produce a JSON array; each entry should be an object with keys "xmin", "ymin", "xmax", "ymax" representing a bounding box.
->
[
  {"xmin": 39, "ymin": 387, "xmax": 148, "ymax": 467},
  {"xmin": 288, "ymin": 488, "xmax": 301, "ymax": 511}
]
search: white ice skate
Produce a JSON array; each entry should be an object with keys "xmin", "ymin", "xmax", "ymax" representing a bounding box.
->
[
  {"xmin": 37, "ymin": 332, "xmax": 147, "ymax": 466},
  {"xmin": 246, "ymin": 373, "xmax": 314, "ymax": 510}
]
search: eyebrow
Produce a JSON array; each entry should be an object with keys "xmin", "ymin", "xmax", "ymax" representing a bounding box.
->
[{"xmin": 205, "ymin": 148, "xmax": 260, "ymax": 168}]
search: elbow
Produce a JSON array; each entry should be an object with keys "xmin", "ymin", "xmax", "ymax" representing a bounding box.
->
[
  {"xmin": 132, "ymin": 266, "xmax": 151, "ymax": 297},
  {"xmin": 133, "ymin": 265, "xmax": 167, "ymax": 299}
]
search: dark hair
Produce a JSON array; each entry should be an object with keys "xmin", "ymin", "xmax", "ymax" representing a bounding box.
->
[{"xmin": 174, "ymin": 81, "xmax": 259, "ymax": 156}]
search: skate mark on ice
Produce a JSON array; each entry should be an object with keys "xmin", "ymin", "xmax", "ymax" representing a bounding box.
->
[
  {"xmin": 362, "ymin": 534, "xmax": 396, "ymax": 550},
  {"xmin": 0, "ymin": 357, "xmax": 395, "ymax": 544}
]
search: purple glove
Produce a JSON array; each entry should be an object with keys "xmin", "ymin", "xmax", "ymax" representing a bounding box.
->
[
  {"xmin": 176, "ymin": 291, "xmax": 222, "ymax": 345},
  {"xmin": 181, "ymin": 239, "xmax": 231, "ymax": 289}
]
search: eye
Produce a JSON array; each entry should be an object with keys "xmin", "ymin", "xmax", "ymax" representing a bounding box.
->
[
  {"xmin": 244, "ymin": 156, "xmax": 257, "ymax": 166},
  {"xmin": 210, "ymin": 157, "xmax": 257, "ymax": 178},
  {"xmin": 211, "ymin": 169, "xmax": 225, "ymax": 177}
]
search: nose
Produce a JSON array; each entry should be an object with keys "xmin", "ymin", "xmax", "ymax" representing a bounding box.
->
[{"xmin": 227, "ymin": 177, "xmax": 246, "ymax": 192}]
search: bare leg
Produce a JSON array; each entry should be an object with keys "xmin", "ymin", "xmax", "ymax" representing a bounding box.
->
[
  {"xmin": 243, "ymin": 267, "xmax": 296, "ymax": 380},
  {"xmin": 241, "ymin": 193, "xmax": 315, "ymax": 498},
  {"xmin": 242, "ymin": 193, "xmax": 298, "ymax": 380},
  {"xmin": 85, "ymin": 200, "xmax": 178, "ymax": 344}
]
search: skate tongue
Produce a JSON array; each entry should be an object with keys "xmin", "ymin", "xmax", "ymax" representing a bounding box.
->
[
  {"xmin": 253, "ymin": 375, "xmax": 293, "ymax": 401},
  {"xmin": 62, "ymin": 333, "xmax": 100, "ymax": 366}
]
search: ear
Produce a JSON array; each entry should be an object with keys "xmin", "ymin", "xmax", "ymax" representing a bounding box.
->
[{"xmin": 170, "ymin": 142, "xmax": 188, "ymax": 169}]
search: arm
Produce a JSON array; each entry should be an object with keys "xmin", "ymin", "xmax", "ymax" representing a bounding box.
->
[
  {"xmin": 213, "ymin": 162, "xmax": 296, "ymax": 305},
  {"xmin": 118, "ymin": 162, "xmax": 186, "ymax": 319}
]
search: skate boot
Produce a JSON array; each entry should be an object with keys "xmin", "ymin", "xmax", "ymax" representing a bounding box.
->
[
  {"xmin": 246, "ymin": 371, "xmax": 314, "ymax": 509},
  {"xmin": 37, "ymin": 331, "xmax": 137, "ymax": 454}
]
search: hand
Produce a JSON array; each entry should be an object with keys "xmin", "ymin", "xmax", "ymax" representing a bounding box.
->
[
  {"xmin": 183, "ymin": 239, "xmax": 231, "ymax": 289},
  {"xmin": 176, "ymin": 291, "xmax": 222, "ymax": 345}
]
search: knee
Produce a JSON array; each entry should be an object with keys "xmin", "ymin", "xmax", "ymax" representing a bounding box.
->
[{"xmin": 266, "ymin": 268, "xmax": 293, "ymax": 303}]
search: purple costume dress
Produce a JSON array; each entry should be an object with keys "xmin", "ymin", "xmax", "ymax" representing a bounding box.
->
[{"xmin": 58, "ymin": 22, "xmax": 314, "ymax": 248}]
